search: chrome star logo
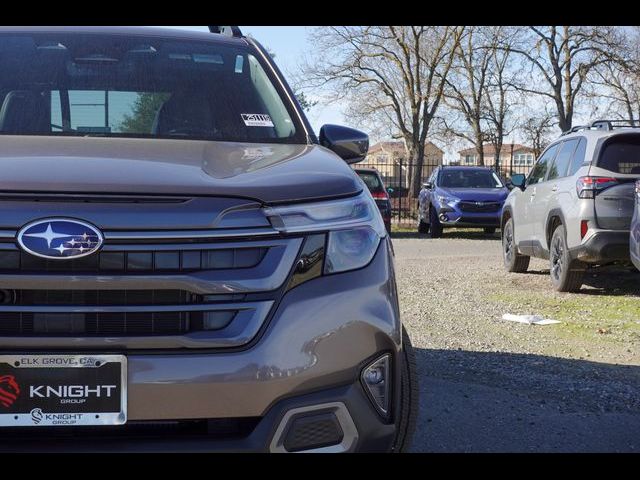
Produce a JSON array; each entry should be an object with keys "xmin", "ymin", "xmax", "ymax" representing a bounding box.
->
[
  {"xmin": 23, "ymin": 223, "xmax": 70, "ymax": 248},
  {"xmin": 17, "ymin": 219, "xmax": 103, "ymax": 260}
]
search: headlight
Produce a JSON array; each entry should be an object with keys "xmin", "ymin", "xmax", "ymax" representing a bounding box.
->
[
  {"xmin": 264, "ymin": 191, "xmax": 386, "ymax": 274},
  {"xmin": 437, "ymin": 194, "xmax": 459, "ymax": 205}
]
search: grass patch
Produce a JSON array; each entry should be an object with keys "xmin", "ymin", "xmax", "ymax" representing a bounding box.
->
[{"xmin": 488, "ymin": 290, "xmax": 640, "ymax": 343}]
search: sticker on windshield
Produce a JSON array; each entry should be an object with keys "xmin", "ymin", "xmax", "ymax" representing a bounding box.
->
[{"xmin": 241, "ymin": 114, "xmax": 274, "ymax": 127}]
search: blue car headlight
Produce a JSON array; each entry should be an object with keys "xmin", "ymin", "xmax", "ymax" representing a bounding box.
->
[
  {"xmin": 263, "ymin": 190, "xmax": 386, "ymax": 274},
  {"xmin": 436, "ymin": 194, "xmax": 459, "ymax": 205}
]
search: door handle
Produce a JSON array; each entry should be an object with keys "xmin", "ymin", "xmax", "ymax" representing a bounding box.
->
[{"xmin": 551, "ymin": 185, "xmax": 559, "ymax": 192}]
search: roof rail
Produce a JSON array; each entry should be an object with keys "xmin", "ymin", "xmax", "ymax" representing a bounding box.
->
[
  {"xmin": 561, "ymin": 119, "xmax": 640, "ymax": 136},
  {"xmin": 208, "ymin": 26, "xmax": 243, "ymax": 38},
  {"xmin": 560, "ymin": 125, "xmax": 587, "ymax": 136}
]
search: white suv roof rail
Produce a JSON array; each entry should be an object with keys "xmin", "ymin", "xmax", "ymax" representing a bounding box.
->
[{"xmin": 561, "ymin": 119, "xmax": 640, "ymax": 136}]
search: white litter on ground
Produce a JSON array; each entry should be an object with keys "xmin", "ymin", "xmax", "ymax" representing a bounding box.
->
[{"xmin": 502, "ymin": 314, "xmax": 561, "ymax": 325}]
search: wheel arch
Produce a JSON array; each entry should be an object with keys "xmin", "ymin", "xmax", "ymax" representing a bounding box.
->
[
  {"xmin": 545, "ymin": 208, "xmax": 566, "ymax": 249},
  {"xmin": 501, "ymin": 205, "xmax": 513, "ymax": 230}
]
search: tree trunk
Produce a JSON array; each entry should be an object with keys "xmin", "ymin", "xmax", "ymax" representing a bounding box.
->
[{"xmin": 407, "ymin": 142, "xmax": 425, "ymax": 200}]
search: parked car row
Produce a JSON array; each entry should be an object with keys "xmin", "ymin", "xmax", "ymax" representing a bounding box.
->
[{"xmin": 502, "ymin": 120, "xmax": 640, "ymax": 292}]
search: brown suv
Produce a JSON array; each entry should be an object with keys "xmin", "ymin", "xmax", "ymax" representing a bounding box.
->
[{"xmin": 0, "ymin": 26, "xmax": 417, "ymax": 452}]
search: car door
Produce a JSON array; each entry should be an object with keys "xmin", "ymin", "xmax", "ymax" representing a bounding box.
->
[
  {"xmin": 534, "ymin": 139, "xmax": 579, "ymax": 251},
  {"xmin": 514, "ymin": 143, "xmax": 559, "ymax": 248}
]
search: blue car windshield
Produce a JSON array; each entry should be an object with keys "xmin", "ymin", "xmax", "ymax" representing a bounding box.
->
[{"xmin": 439, "ymin": 169, "xmax": 503, "ymax": 188}]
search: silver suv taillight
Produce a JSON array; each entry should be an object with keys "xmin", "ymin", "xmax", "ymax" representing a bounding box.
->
[{"xmin": 576, "ymin": 176, "xmax": 618, "ymax": 199}]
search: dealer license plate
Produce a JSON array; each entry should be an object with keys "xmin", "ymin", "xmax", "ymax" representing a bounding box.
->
[{"xmin": 0, "ymin": 354, "xmax": 126, "ymax": 427}]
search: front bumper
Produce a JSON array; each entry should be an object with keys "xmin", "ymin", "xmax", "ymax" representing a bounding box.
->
[
  {"xmin": 0, "ymin": 382, "xmax": 395, "ymax": 452},
  {"xmin": 436, "ymin": 205, "xmax": 501, "ymax": 228},
  {"xmin": 569, "ymin": 230, "xmax": 631, "ymax": 263},
  {"xmin": 0, "ymin": 238, "xmax": 401, "ymax": 452}
]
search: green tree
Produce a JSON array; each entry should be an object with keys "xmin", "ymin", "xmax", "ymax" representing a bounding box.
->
[{"xmin": 120, "ymin": 92, "xmax": 170, "ymax": 133}]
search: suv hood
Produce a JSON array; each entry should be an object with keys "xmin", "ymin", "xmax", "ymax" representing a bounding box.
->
[
  {"xmin": 441, "ymin": 187, "xmax": 508, "ymax": 202},
  {"xmin": 0, "ymin": 136, "xmax": 362, "ymax": 204}
]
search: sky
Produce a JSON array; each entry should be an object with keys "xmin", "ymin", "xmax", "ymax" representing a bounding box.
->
[{"xmin": 157, "ymin": 26, "xmax": 346, "ymax": 134}]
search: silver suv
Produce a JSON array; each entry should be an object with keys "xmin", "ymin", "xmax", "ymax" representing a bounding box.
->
[{"xmin": 502, "ymin": 120, "xmax": 640, "ymax": 292}]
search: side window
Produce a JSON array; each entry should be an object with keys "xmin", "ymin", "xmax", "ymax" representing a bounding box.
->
[
  {"xmin": 527, "ymin": 143, "xmax": 559, "ymax": 186},
  {"xmin": 567, "ymin": 138, "xmax": 587, "ymax": 176},
  {"xmin": 547, "ymin": 139, "xmax": 578, "ymax": 181}
]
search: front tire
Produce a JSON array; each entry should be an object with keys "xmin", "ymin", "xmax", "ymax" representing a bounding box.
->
[
  {"xmin": 428, "ymin": 206, "xmax": 443, "ymax": 238},
  {"xmin": 549, "ymin": 225, "xmax": 584, "ymax": 292},
  {"xmin": 391, "ymin": 326, "xmax": 419, "ymax": 452},
  {"xmin": 502, "ymin": 217, "xmax": 530, "ymax": 272},
  {"xmin": 418, "ymin": 219, "xmax": 429, "ymax": 234}
]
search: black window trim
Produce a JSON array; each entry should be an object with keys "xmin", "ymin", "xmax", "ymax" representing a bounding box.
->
[
  {"xmin": 566, "ymin": 136, "xmax": 588, "ymax": 178},
  {"xmin": 545, "ymin": 137, "xmax": 581, "ymax": 182},
  {"xmin": 527, "ymin": 142, "xmax": 560, "ymax": 186}
]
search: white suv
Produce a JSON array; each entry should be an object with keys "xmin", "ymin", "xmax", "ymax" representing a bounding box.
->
[{"xmin": 502, "ymin": 120, "xmax": 640, "ymax": 292}]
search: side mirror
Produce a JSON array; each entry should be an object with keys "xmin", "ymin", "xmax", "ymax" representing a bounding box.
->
[
  {"xmin": 510, "ymin": 174, "xmax": 526, "ymax": 190},
  {"xmin": 319, "ymin": 124, "xmax": 369, "ymax": 164},
  {"xmin": 422, "ymin": 182, "xmax": 433, "ymax": 190}
]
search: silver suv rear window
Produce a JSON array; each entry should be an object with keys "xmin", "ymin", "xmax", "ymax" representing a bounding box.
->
[{"xmin": 598, "ymin": 135, "xmax": 640, "ymax": 174}]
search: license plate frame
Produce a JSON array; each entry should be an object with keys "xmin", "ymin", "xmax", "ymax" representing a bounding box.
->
[{"xmin": 0, "ymin": 354, "xmax": 127, "ymax": 427}]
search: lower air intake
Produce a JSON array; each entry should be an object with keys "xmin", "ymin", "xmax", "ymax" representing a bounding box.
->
[{"xmin": 282, "ymin": 412, "xmax": 344, "ymax": 452}]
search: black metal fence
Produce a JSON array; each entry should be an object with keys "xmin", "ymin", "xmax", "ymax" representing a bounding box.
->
[{"xmin": 356, "ymin": 157, "xmax": 534, "ymax": 229}]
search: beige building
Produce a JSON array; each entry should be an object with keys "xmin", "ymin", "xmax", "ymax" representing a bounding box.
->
[
  {"xmin": 457, "ymin": 143, "xmax": 537, "ymax": 176},
  {"xmin": 364, "ymin": 141, "xmax": 444, "ymax": 186}
]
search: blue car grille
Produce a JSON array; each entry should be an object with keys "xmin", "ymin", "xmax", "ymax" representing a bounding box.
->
[{"xmin": 458, "ymin": 201, "xmax": 502, "ymax": 213}]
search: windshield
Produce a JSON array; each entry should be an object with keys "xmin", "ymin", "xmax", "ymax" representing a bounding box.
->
[
  {"xmin": 356, "ymin": 171, "xmax": 384, "ymax": 193},
  {"xmin": 0, "ymin": 33, "xmax": 304, "ymax": 143},
  {"xmin": 439, "ymin": 169, "xmax": 503, "ymax": 188}
]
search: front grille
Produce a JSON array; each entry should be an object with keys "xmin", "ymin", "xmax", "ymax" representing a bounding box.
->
[
  {"xmin": 458, "ymin": 201, "xmax": 502, "ymax": 213},
  {"xmin": 0, "ymin": 230, "xmax": 299, "ymax": 347},
  {"xmin": 0, "ymin": 310, "xmax": 237, "ymax": 336},
  {"xmin": 1, "ymin": 289, "xmax": 203, "ymax": 306},
  {"xmin": 0, "ymin": 247, "xmax": 267, "ymax": 274},
  {"xmin": 0, "ymin": 289, "xmax": 244, "ymax": 336}
]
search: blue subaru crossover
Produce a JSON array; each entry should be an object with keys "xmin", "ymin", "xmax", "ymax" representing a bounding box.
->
[{"xmin": 418, "ymin": 166, "xmax": 509, "ymax": 237}]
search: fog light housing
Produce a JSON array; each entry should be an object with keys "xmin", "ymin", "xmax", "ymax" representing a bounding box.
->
[
  {"xmin": 203, "ymin": 311, "xmax": 236, "ymax": 330},
  {"xmin": 361, "ymin": 354, "xmax": 391, "ymax": 417}
]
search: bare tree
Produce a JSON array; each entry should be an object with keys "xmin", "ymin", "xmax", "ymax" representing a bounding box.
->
[
  {"xmin": 587, "ymin": 28, "xmax": 640, "ymax": 123},
  {"xmin": 589, "ymin": 63, "xmax": 640, "ymax": 123},
  {"xmin": 301, "ymin": 26, "xmax": 464, "ymax": 199},
  {"xmin": 442, "ymin": 27, "xmax": 491, "ymax": 165},
  {"xmin": 505, "ymin": 26, "xmax": 621, "ymax": 132},
  {"xmin": 441, "ymin": 26, "xmax": 518, "ymax": 169},
  {"xmin": 520, "ymin": 111, "xmax": 555, "ymax": 157},
  {"xmin": 482, "ymin": 26, "xmax": 518, "ymax": 171}
]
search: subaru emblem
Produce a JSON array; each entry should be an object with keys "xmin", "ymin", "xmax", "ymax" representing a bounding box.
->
[{"xmin": 17, "ymin": 218, "xmax": 104, "ymax": 260}]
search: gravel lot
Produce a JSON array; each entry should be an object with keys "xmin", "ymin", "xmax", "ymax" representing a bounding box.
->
[{"xmin": 393, "ymin": 231, "xmax": 640, "ymax": 452}]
